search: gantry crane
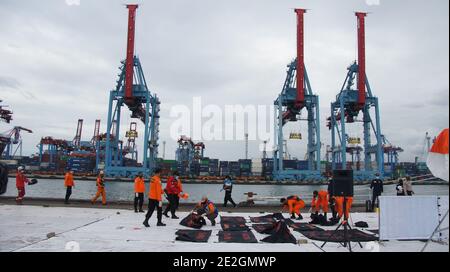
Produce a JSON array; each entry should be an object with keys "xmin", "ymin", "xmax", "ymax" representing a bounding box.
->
[
  {"xmin": 0, "ymin": 100, "xmax": 13, "ymax": 124},
  {"xmin": 124, "ymin": 122, "xmax": 138, "ymax": 161},
  {"xmin": 0, "ymin": 126, "xmax": 33, "ymax": 159},
  {"xmin": 38, "ymin": 137, "xmax": 70, "ymax": 165},
  {"xmin": 327, "ymin": 13, "xmax": 384, "ymax": 182},
  {"xmin": 273, "ymin": 9, "xmax": 322, "ymax": 182},
  {"xmin": 104, "ymin": 4, "xmax": 161, "ymax": 178},
  {"xmin": 381, "ymin": 134, "xmax": 403, "ymax": 175}
]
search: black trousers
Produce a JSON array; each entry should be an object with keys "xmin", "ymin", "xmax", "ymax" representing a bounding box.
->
[
  {"xmin": 145, "ymin": 199, "xmax": 162, "ymax": 223},
  {"xmin": 329, "ymin": 198, "xmax": 337, "ymax": 219},
  {"xmin": 224, "ymin": 191, "xmax": 236, "ymax": 207},
  {"xmin": 134, "ymin": 193, "xmax": 144, "ymax": 211},
  {"xmin": 65, "ymin": 186, "xmax": 72, "ymax": 203},
  {"xmin": 372, "ymin": 193, "xmax": 381, "ymax": 211},
  {"xmin": 164, "ymin": 194, "xmax": 179, "ymax": 216}
]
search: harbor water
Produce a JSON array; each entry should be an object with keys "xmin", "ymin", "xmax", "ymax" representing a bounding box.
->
[{"xmin": 2, "ymin": 178, "xmax": 449, "ymax": 205}]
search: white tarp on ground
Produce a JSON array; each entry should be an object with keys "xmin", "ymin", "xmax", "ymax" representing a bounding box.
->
[
  {"xmin": 0, "ymin": 204, "xmax": 448, "ymax": 252},
  {"xmin": 379, "ymin": 196, "xmax": 446, "ymax": 241}
]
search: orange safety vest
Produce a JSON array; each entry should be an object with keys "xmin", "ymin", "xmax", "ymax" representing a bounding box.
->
[
  {"xmin": 134, "ymin": 177, "xmax": 145, "ymax": 193},
  {"xmin": 148, "ymin": 175, "xmax": 163, "ymax": 201},
  {"xmin": 318, "ymin": 190, "xmax": 328, "ymax": 202},
  {"xmin": 97, "ymin": 176, "xmax": 105, "ymax": 190},
  {"xmin": 64, "ymin": 173, "xmax": 74, "ymax": 187}
]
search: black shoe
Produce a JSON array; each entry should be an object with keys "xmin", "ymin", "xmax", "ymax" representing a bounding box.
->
[
  {"xmin": 296, "ymin": 215, "xmax": 303, "ymax": 220},
  {"xmin": 172, "ymin": 215, "xmax": 179, "ymax": 219},
  {"xmin": 135, "ymin": 210, "xmax": 138, "ymax": 213},
  {"xmin": 143, "ymin": 221, "xmax": 150, "ymax": 228},
  {"xmin": 291, "ymin": 214, "xmax": 296, "ymax": 219},
  {"xmin": 211, "ymin": 222, "xmax": 216, "ymax": 226},
  {"xmin": 163, "ymin": 213, "xmax": 170, "ymax": 218},
  {"xmin": 157, "ymin": 222, "xmax": 166, "ymax": 227},
  {"xmin": 139, "ymin": 210, "xmax": 145, "ymax": 213}
]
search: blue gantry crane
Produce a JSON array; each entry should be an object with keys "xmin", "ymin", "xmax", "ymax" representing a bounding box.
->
[
  {"xmin": 104, "ymin": 4, "xmax": 161, "ymax": 178},
  {"xmin": 273, "ymin": 9, "xmax": 322, "ymax": 182},
  {"xmin": 382, "ymin": 134, "xmax": 403, "ymax": 176},
  {"xmin": 327, "ymin": 13, "xmax": 384, "ymax": 182},
  {"xmin": 0, "ymin": 126, "xmax": 33, "ymax": 159}
]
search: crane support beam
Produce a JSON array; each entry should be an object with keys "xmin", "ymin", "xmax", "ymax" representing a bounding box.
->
[
  {"xmin": 356, "ymin": 12, "xmax": 367, "ymax": 108},
  {"xmin": 124, "ymin": 4, "xmax": 138, "ymax": 102},
  {"xmin": 295, "ymin": 9, "xmax": 306, "ymax": 108}
]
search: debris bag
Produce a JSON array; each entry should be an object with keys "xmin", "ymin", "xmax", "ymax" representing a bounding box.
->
[
  {"xmin": 272, "ymin": 213, "xmax": 285, "ymax": 220},
  {"xmin": 218, "ymin": 231, "xmax": 258, "ymax": 244},
  {"xmin": 180, "ymin": 213, "xmax": 206, "ymax": 229},
  {"xmin": 252, "ymin": 224, "xmax": 277, "ymax": 235},
  {"xmin": 28, "ymin": 179, "xmax": 38, "ymax": 186},
  {"xmin": 260, "ymin": 221, "xmax": 297, "ymax": 244},
  {"xmin": 309, "ymin": 214, "xmax": 338, "ymax": 226},
  {"xmin": 299, "ymin": 229, "xmax": 378, "ymax": 243},
  {"xmin": 285, "ymin": 220, "xmax": 324, "ymax": 232},
  {"xmin": 220, "ymin": 216, "xmax": 247, "ymax": 225},
  {"xmin": 0, "ymin": 162, "xmax": 8, "ymax": 195},
  {"xmin": 221, "ymin": 222, "xmax": 250, "ymax": 231},
  {"xmin": 354, "ymin": 221, "xmax": 369, "ymax": 228},
  {"xmin": 250, "ymin": 213, "xmax": 285, "ymax": 223},
  {"xmin": 175, "ymin": 230, "xmax": 212, "ymax": 243}
]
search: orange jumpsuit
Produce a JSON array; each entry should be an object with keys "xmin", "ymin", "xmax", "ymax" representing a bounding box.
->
[
  {"xmin": 312, "ymin": 190, "xmax": 329, "ymax": 213},
  {"xmin": 285, "ymin": 196, "xmax": 305, "ymax": 216},
  {"xmin": 92, "ymin": 175, "xmax": 106, "ymax": 205},
  {"xmin": 64, "ymin": 173, "xmax": 74, "ymax": 187},
  {"xmin": 148, "ymin": 175, "xmax": 163, "ymax": 201},
  {"xmin": 134, "ymin": 177, "xmax": 145, "ymax": 193},
  {"xmin": 334, "ymin": 196, "xmax": 353, "ymax": 219}
]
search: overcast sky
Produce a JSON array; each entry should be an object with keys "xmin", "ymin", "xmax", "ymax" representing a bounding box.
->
[{"xmin": 0, "ymin": 0, "xmax": 448, "ymax": 162}]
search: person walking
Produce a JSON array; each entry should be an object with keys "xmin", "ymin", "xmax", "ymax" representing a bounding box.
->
[
  {"xmin": 403, "ymin": 176, "xmax": 414, "ymax": 196},
  {"xmin": 91, "ymin": 171, "xmax": 106, "ymax": 205},
  {"xmin": 370, "ymin": 173, "xmax": 384, "ymax": 211},
  {"xmin": 64, "ymin": 170, "xmax": 75, "ymax": 204},
  {"xmin": 223, "ymin": 176, "xmax": 237, "ymax": 208},
  {"xmin": 143, "ymin": 168, "xmax": 166, "ymax": 227},
  {"xmin": 134, "ymin": 173, "xmax": 145, "ymax": 213},
  {"xmin": 396, "ymin": 178, "xmax": 405, "ymax": 196},
  {"xmin": 163, "ymin": 171, "xmax": 183, "ymax": 219},
  {"xmin": 15, "ymin": 166, "xmax": 29, "ymax": 205}
]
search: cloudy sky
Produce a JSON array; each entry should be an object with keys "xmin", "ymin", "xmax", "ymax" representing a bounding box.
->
[{"xmin": 0, "ymin": 0, "xmax": 448, "ymax": 162}]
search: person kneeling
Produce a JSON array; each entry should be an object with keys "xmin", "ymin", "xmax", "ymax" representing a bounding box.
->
[
  {"xmin": 280, "ymin": 195, "xmax": 305, "ymax": 220},
  {"xmin": 195, "ymin": 196, "xmax": 219, "ymax": 226}
]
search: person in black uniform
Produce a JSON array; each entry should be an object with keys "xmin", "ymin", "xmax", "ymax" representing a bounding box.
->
[{"xmin": 370, "ymin": 173, "xmax": 384, "ymax": 211}]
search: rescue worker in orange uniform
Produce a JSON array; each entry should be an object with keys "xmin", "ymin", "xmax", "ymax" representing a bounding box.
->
[
  {"xmin": 143, "ymin": 168, "xmax": 166, "ymax": 227},
  {"xmin": 91, "ymin": 171, "xmax": 106, "ymax": 205},
  {"xmin": 311, "ymin": 190, "xmax": 329, "ymax": 221},
  {"xmin": 334, "ymin": 196, "xmax": 353, "ymax": 221},
  {"xmin": 195, "ymin": 196, "xmax": 219, "ymax": 226},
  {"xmin": 64, "ymin": 170, "xmax": 75, "ymax": 204},
  {"xmin": 280, "ymin": 195, "xmax": 305, "ymax": 220},
  {"xmin": 16, "ymin": 166, "xmax": 29, "ymax": 204},
  {"xmin": 134, "ymin": 172, "xmax": 145, "ymax": 213}
]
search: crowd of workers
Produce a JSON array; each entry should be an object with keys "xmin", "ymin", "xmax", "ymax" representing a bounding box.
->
[{"xmin": 13, "ymin": 166, "xmax": 416, "ymax": 227}]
